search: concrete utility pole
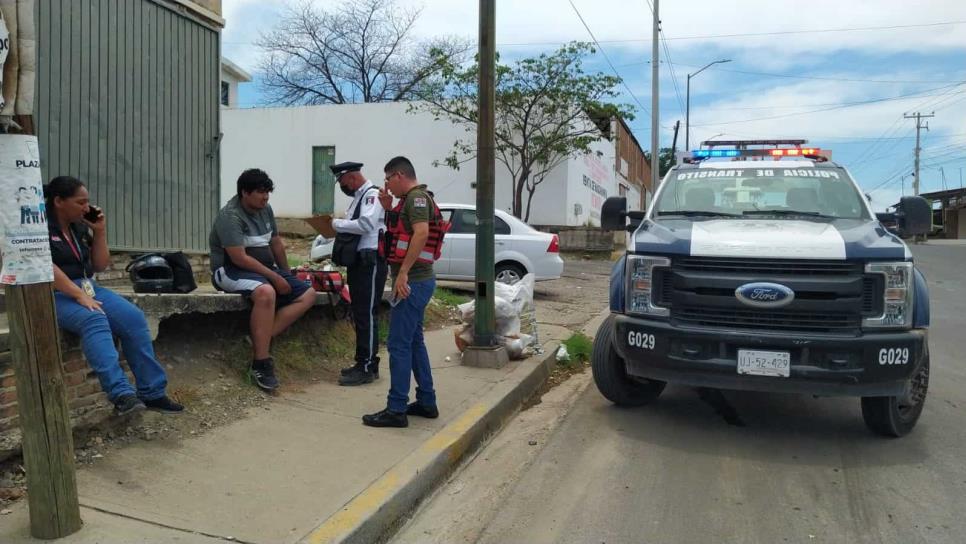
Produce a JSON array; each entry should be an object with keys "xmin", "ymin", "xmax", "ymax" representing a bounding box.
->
[
  {"xmin": 650, "ymin": 0, "xmax": 660, "ymax": 189},
  {"xmin": 905, "ymin": 112, "xmax": 934, "ymax": 196},
  {"xmin": 464, "ymin": 0, "xmax": 508, "ymax": 368}
]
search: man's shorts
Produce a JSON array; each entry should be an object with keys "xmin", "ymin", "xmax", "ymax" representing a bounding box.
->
[{"xmin": 212, "ymin": 265, "xmax": 310, "ymax": 307}]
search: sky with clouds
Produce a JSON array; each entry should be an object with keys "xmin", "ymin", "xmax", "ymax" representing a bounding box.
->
[{"xmin": 222, "ymin": 0, "xmax": 966, "ymax": 211}]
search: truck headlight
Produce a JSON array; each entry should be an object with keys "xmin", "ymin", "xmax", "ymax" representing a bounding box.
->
[
  {"xmin": 626, "ymin": 255, "xmax": 670, "ymax": 317},
  {"xmin": 863, "ymin": 262, "xmax": 914, "ymax": 329}
]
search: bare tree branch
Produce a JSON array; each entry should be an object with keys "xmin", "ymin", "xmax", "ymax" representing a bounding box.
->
[{"xmin": 256, "ymin": 0, "xmax": 470, "ymax": 105}]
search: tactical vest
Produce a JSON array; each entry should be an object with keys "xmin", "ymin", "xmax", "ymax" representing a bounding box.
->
[{"xmin": 381, "ymin": 193, "xmax": 450, "ymax": 265}]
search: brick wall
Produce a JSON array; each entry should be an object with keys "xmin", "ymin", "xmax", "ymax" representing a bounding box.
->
[{"xmin": 0, "ymin": 336, "xmax": 124, "ymax": 447}]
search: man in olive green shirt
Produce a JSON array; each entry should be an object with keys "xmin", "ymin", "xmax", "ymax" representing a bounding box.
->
[{"xmin": 363, "ymin": 156, "xmax": 440, "ymax": 428}]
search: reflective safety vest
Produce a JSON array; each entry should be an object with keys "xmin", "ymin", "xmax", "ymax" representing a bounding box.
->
[{"xmin": 381, "ymin": 193, "xmax": 451, "ymax": 265}]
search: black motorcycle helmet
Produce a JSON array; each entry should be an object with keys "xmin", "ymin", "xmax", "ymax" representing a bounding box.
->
[{"xmin": 126, "ymin": 254, "xmax": 175, "ymax": 293}]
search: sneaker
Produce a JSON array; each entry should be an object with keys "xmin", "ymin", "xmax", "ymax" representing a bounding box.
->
[
  {"xmin": 406, "ymin": 402, "xmax": 439, "ymax": 419},
  {"xmin": 362, "ymin": 408, "xmax": 408, "ymax": 428},
  {"xmin": 339, "ymin": 368, "xmax": 375, "ymax": 387},
  {"xmin": 250, "ymin": 359, "xmax": 280, "ymax": 392},
  {"xmin": 144, "ymin": 395, "xmax": 185, "ymax": 414},
  {"xmin": 114, "ymin": 394, "xmax": 146, "ymax": 416}
]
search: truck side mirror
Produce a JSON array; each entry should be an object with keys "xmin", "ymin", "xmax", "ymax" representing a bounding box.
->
[
  {"xmin": 600, "ymin": 196, "xmax": 627, "ymax": 231},
  {"xmin": 896, "ymin": 196, "xmax": 931, "ymax": 236}
]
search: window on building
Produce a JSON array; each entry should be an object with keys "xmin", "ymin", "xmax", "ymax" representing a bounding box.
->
[{"xmin": 221, "ymin": 81, "xmax": 230, "ymax": 107}]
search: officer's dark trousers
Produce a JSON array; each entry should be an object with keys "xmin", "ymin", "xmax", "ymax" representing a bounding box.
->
[{"xmin": 347, "ymin": 250, "xmax": 389, "ymax": 372}]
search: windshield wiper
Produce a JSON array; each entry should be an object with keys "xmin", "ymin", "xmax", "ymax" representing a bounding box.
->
[
  {"xmin": 743, "ymin": 210, "xmax": 835, "ymax": 219},
  {"xmin": 657, "ymin": 210, "xmax": 741, "ymax": 218}
]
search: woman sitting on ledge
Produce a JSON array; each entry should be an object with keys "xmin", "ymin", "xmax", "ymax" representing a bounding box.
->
[{"xmin": 44, "ymin": 176, "xmax": 183, "ymax": 415}]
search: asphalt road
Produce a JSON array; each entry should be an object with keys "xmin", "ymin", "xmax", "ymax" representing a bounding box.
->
[{"xmin": 397, "ymin": 244, "xmax": 966, "ymax": 544}]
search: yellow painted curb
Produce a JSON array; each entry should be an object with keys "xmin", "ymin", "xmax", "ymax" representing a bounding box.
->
[{"xmin": 301, "ymin": 346, "xmax": 558, "ymax": 544}]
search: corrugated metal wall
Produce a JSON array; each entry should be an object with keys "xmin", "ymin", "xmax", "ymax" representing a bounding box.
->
[{"xmin": 36, "ymin": 0, "xmax": 220, "ymax": 253}]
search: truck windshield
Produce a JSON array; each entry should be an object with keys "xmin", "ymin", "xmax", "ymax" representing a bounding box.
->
[{"xmin": 654, "ymin": 166, "xmax": 870, "ymax": 220}]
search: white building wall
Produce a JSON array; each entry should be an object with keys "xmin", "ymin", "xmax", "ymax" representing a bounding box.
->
[
  {"xmin": 219, "ymin": 101, "xmax": 615, "ymax": 226},
  {"xmin": 561, "ymin": 136, "xmax": 618, "ymax": 227}
]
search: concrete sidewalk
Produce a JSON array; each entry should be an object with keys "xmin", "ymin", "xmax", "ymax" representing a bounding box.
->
[{"xmin": 0, "ymin": 324, "xmax": 571, "ymax": 544}]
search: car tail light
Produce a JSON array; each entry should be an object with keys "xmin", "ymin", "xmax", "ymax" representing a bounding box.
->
[{"xmin": 548, "ymin": 235, "xmax": 560, "ymax": 253}]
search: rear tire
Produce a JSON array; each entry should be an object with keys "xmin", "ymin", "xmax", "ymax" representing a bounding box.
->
[
  {"xmin": 592, "ymin": 315, "xmax": 665, "ymax": 406},
  {"xmin": 861, "ymin": 347, "xmax": 929, "ymax": 437},
  {"xmin": 495, "ymin": 262, "xmax": 526, "ymax": 284}
]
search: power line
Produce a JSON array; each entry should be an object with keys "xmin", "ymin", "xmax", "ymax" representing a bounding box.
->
[
  {"xmin": 493, "ymin": 20, "xmax": 966, "ymax": 47},
  {"xmin": 566, "ymin": 0, "xmax": 656, "ymax": 123},
  {"xmin": 659, "ymin": 30, "xmax": 686, "ymax": 117},
  {"xmin": 615, "ymin": 60, "xmax": 964, "ymax": 85},
  {"xmin": 691, "ymin": 84, "xmax": 966, "ymax": 127},
  {"xmin": 227, "ymin": 20, "xmax": 966, "ymax": 50}
]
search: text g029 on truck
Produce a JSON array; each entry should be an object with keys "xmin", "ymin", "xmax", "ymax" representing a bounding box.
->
[{"xmin": 595, "ymin": 140, "xmax": 933, "ymax": 437}]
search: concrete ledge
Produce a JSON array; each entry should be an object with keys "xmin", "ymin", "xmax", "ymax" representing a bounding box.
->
[{"xmin": 300, "ymin": 343, "xmax": 559, "ymax": 544}]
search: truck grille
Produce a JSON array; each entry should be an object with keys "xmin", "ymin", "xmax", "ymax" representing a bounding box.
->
[
  {"xmin": 673, "ymin": 257, "xmax": 862, "ymax": 276},
  {"xmin": 663, "ymin": 257, "xmax": 878, "ymax": 336},
  {"xmin": 675, "ymin": 307, "xmax": 861, "ymax": 333}
]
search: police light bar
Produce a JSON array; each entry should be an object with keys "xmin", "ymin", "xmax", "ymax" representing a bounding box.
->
[
  {"xmin": 689, "ymin": 148, "xmax": 822, "ymax": 159},
  {"xmin": 769, "ymin": 148, "xmax": 820, "ymax": 156}
]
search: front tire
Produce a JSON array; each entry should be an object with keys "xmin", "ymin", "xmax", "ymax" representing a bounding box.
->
[
  {"xmin": 861, "ymin": 347, "xmax": 930, "ymax": 437},
  {"xmin": 592, "ymin": 315, "xmax": 665, "ymax": 406}
]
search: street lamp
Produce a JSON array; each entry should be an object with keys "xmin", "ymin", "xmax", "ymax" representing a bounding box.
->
[{"xmin": 685, "ymin": 59, "xmax": 731, "ymax": 150}]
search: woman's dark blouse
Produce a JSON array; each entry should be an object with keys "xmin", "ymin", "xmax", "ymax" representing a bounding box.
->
[{"xmin": 48, "ymin": 223, "xmax": 94, "ymax": 280}]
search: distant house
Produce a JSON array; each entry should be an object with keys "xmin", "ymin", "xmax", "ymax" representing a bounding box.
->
[
  {"xmin": 36, "ymin": 0, "xmax": 223, "ymax": 253},
  {"xmin": 219, "ymin": 102, "xmax": 648, "ymax": 227},
  {"xmin": 220, "ymin": 58, "xmax": 252, "ymax": 108}
]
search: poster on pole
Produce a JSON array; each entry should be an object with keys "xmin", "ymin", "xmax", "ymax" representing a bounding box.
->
[
  {"xmin": 0, "ymin": 14, "xmax": 9, "ymax": 111},
  {"xmin": 0, "ymin": 134, "xmax": 53, "ymax": 285}
]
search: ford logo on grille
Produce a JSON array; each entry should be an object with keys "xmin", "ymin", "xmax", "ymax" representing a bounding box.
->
[{"xmin": 735, "ymin": 282, "xmax": 795, "ymax": 308}]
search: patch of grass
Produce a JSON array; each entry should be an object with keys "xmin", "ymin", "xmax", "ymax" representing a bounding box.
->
[
  {"xmin": 434, "ymin": 287, "xmax": 471, "ymax": 307},
  {"xmin": 287, "ymin": 256, "xmax": 305, "ymax": 269},
  {"xmin": 562, "ymin": 332, "xmax": 593, "ymax": 367}
]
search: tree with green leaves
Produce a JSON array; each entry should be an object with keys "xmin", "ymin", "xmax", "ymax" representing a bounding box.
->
[
  {"xmin": 643, "ymin": 147, "xmax": 675, "ymax": 179},
  {"xmin": 415, "ymin": 42, "xmax": 634, "ymax": 222}
]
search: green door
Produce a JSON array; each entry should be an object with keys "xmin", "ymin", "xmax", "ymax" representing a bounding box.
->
[{"xmin": 312, "ymin": 146, "xmax": 336, "ymax": 215}]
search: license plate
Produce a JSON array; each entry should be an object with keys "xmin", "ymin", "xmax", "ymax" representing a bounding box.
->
[{"xmin": 737, "ymin": 349, "xmax": 790, "ymax": 378}]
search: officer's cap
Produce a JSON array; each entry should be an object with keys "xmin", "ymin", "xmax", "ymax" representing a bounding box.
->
[{"xmin": 330, "ymin": 161, "xmax": 364, "ymax": 180}]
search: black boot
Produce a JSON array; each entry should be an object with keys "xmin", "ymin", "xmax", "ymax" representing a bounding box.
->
[
  {"xmin": 362, "ymin": 408, "xmax": 408, "ymax": 428},
  {"xmin": 339, "ymin": 367, "xmax": 375, "ymax": 386}
]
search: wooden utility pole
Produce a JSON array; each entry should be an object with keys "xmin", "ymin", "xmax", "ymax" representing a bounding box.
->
[{"xmin": 1, "ymin": 5, "xmax": 83, "ymax": 537}]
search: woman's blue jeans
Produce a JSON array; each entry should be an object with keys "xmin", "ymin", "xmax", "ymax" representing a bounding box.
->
[{"xmin": 54, "ymin": 280, "xmax": 167, "ymax": 402}]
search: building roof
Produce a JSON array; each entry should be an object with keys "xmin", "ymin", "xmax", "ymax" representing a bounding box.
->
[
  {"xmin": 221, "ymin": 57, "xmax": 252, "ymax": 82},
  {"xmin": 920, "ymin": 187, "xmax": 966, "ymax": 201}
]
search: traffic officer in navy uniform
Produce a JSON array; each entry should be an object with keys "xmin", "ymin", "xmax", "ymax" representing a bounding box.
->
[{"xmin": 330, "ymin": 162, "xmax": 389, "ymax": 386}]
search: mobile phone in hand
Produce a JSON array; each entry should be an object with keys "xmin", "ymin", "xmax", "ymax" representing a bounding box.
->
[{"xmin": 84, "ymin": 206, "xmax": 102, "ymax": 223}]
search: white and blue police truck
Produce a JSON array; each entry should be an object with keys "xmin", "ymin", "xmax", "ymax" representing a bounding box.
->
[{"xmin": 595, "ymin": 140, "xmax": 933, "ymax": 437}]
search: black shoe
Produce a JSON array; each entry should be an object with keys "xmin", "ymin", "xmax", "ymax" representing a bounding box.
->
[
  {"xmin": 144, "ymin": 395, "xmax": 184, "ymax": 414},
  {"xmin": 406, "ymin": 402, "xmax": 439, "ymax": 419},
  {"xmin": 342, "ymin": 358, "xmax": 380, "ymax": 377},
  {"xmin": 250, "ymin": 359, "xmax": 280, "ymax": 392},
  {"xmin": 362, "ymin": 408, "xmax": 408, "ymax": 428},
  {"xmin": 114, "ymin": 395, "xmax": 146, "ymax": 416},
  {"xmin": 339, "ymin": 368, "xmax": 375, "ymax": 386}
]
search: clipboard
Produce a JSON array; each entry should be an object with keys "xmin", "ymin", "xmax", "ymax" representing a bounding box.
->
[{"xmin": 302, "ymin": 215, "xmax": 337, "ymax": 238}]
